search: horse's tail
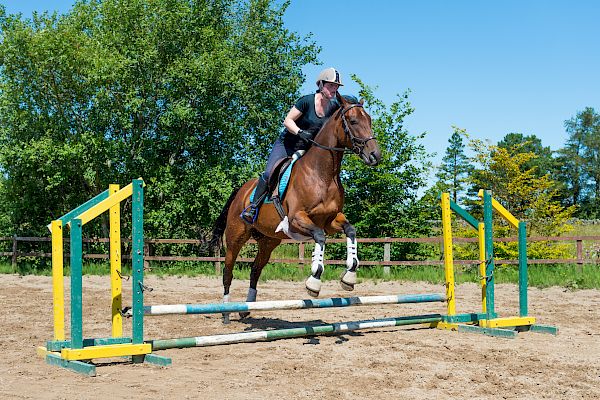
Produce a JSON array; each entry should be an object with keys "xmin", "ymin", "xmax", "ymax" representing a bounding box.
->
[{"xmin": 209, "ymin": 186, "xmax": 241, "ymax": 251}]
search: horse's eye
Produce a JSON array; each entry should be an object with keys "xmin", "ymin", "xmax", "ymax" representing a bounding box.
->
[{"xmin": 350, "ymin": 120, "xmax": 358, "ymax": 125}]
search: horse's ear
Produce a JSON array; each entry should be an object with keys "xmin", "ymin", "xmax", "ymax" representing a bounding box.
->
[
  {"xmin": 336, "ymin": 92, "xmax": 347, "ymax": 106},
  {"xmin": 359, "ymin": 98, "xmax": 365, "ymax": 105}
]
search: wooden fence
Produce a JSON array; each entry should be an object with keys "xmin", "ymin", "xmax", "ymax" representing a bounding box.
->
[{"xmin": 2, "ymin": 235, "xmax": 600, "ymax": 272}]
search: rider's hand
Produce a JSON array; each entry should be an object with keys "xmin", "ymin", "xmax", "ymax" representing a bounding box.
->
[{"xmin": 297, "ymin": 129, "xmax": 313, "ymax": 142}]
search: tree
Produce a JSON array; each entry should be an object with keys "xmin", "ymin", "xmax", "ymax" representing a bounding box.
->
[
  {"xmin": 576, "ymin": 108, "xmax": 600, "ymax": 217},
  {"xmin": 468, "ymin": 138, "xmax": 575, "ymax": 259},
  {"xmin": 0, "ymin": 0, "xmax": 318, "ymax": 239},
  {"xmin": 556, "ymin": 107, "xmax": 600, "ymax": 217},
  {"xmin": 497, "ymin": 132, "xmax": 555, "ymax": 177},
  {"xmin": 435, "ymin": 127, "xmax": 473, "ymax": 203}
]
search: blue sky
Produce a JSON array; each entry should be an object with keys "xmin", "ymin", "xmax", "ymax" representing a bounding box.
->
[{"xmin": 4, "ymin": 0, "xmax": 600, "ymax": 170}]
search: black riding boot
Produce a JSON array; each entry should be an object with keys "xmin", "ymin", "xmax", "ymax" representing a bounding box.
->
[{"xmin": 240, "ymin": 175, "xmax": 269, "ymax": 224}]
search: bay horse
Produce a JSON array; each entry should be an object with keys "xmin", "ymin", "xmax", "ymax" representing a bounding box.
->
[{"xmin": 211, "ymin": 93, "xmax": 381, "ymax": 322}]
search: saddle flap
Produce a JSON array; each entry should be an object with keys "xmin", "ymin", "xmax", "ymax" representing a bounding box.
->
[{"xmin": 250, "ymin": 150, "xmax": 304, "ymax": 204}]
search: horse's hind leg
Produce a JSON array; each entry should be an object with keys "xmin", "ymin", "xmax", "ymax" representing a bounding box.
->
[
  {"xmin": 240, "ymin": 236, "xmax": 281, "ymax": 319},
  {"xmin": 222, "ymin": 226, "xmax": 251, "ymax": 324}
]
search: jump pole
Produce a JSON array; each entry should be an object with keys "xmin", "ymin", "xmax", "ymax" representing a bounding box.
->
[
  {"xmin": 137, "ymin": 293, "xmax": 446, "ymax": 316},
  {"xmin": 150, "ymin": 314, "xmax": 444, "ymax": 350}
]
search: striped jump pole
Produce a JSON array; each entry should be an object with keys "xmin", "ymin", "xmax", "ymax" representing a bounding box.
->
[
  {"xmin": 136, "ymin": 293, "xmax": 446, "ymax": 316},
  {"xmin": 150, "ymin": 314, "xmax": 444, "ymax": 349}
]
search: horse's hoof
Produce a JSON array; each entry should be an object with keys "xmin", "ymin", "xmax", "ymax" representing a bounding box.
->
[
  {"xmin": 239, "ymin": 311, "xmax": 250, "ymax": 319},
  {"xmin": 305, "ymin": 275, "xmax": 321, "ymax": 297},
  {"xmin": 340, "ymin": 270, "xmax": 356, "ymax": 291}
]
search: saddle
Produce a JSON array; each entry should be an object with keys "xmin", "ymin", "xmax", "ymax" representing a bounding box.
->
[{"xmin": 250, "ymin": 150, "xmax": 305, "ymax": 221}]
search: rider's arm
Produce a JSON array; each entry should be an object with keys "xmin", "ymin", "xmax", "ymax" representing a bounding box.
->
[{"xmin": 283, "ymin": 107, "xmax": 303, "ymax": 135}]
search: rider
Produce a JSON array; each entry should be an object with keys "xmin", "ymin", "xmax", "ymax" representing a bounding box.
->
[{"xmin": 240, "ymin": 67, "xmax": 344, "ymax": 224}]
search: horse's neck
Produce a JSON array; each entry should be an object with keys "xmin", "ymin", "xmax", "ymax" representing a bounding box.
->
[{"xmin": 302, "ymin": 125, "xmax": 344, "ymax": 181}]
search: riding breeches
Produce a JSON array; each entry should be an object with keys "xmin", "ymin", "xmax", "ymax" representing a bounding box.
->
[{"xmin": 262, "ymin": 134, "xmax": 306, "ymax": 181}]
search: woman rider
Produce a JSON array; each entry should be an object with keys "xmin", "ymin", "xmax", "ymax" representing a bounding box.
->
[{"xmin": 240, "ymin": 67, "xmax": 344, "ymax": 224}]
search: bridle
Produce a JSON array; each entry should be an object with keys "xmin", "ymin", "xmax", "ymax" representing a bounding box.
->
[{"xmin": 308, "ymin": 103, "xmax": 377, "ymax": 156}]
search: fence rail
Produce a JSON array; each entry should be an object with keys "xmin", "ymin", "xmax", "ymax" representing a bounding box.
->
[{"xmin": 2, "ymin": 235, "xmax": 600, "ymax": 270}]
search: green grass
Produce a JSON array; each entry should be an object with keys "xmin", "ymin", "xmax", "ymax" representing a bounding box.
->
[{"xmin": 3, "ymin": 259, "xmax": 599, "ymax": 290}]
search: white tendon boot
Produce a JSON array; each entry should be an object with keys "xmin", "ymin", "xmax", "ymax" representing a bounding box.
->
[
  {"xmin": 340, "ymin": 237, "xmax": 359, "ymax": 291},
  {"xmin": 222, "ymin": 294, "xmax": 230, "ymax": 324},
  {"xmin": 239, "ymin": 287, "xmax": 257, "ymax": 319},
  {"xmin": 305, "ymin": 243, "xmax": 325, "ymax": 297}
]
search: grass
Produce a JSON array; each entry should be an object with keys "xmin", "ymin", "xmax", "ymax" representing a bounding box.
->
[{"xmin": 3, "ymin": 259, "xmax": 599, "ymax": 290}]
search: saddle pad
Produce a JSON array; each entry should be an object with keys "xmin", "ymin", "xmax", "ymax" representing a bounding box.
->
[{"xmin": 250, "ymin": 156, "xmax": 300, "ymax": 204}]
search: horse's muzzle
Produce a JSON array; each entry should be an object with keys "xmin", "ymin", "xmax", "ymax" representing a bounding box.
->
[{"xmin": 361, "ymin": 149, "xmax": 381, "ymax": 166}]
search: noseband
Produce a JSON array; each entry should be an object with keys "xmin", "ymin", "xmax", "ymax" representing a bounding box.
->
[
  {"xmin": 308, "ymin": 103, "xmax": 376, "ymax": 156},
  {"xmin": 339, "ymin": 104, "xmax": 376, "ymax": 155}
]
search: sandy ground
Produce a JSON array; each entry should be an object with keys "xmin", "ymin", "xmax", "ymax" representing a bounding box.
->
[{"xmin": 1, "ymin": 273, "xmax": 600, "ymax": 399}]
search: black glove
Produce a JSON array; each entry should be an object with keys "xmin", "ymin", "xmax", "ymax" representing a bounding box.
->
[{"xmin": 297, "ymin": 129, "xmax": 313, "ymax": 142}]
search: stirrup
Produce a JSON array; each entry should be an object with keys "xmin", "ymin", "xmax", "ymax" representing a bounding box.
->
[{"xmin": 240, "ymin": 205, "xmax": 258, "ymax": 224}]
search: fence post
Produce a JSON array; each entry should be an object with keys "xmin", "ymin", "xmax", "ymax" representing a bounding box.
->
[
  {"xmin": 298, "ymin": 242, "xmax": 305, "ymax": 270},
  {"xmin": 11, "ymin": 234, "xmax": 17, "ymax": 268},
  {"xmin": 576, "ymin": 239, "xmax": 583, "ymax": 275},
  {"xmin": 214, "ymin": 247, "xmax": 221, "ymax": 275},
  {"xmin": 383, "ymin": 241, "xmax": 391, "ymax": 276}
]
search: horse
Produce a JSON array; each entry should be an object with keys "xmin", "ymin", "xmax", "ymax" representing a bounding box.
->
[{"xmin": 211, "ymin": 93, "xmax": 381, "ymax": 322}]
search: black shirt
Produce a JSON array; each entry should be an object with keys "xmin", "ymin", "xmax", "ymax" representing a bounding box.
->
[
  {"xmin": 292, "ymin": 93, "xmax": 339, "ymax": 132},
  {"xmin": 280, "ymin": 93, "xmax": 340, "ymax": 150}
]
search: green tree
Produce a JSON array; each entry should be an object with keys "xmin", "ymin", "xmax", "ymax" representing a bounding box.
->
[
  {"xmin": 339, "ymin": 76, "xmax": 433, "ymax": 260},
  {"xmin": 574, "ymin": 108, "xmax": 600, "ymax": 217},
  {"xmin": 497, "ymin": 132, "xmax": 555, "ymax": 177},
  {"xmin": 0, "ymin": 0, "xmax": 318, "ymax": 240},
  {"xmin": 556, "ymin": 108, "xmax": 600, "ymax": 215},
  {"xmin": 468, "ymin": 138, "xmax": 575, "ymax": 259},
  {"xmin": 435, "ymin": 127, "xmax": 473, "ymax": 203}
]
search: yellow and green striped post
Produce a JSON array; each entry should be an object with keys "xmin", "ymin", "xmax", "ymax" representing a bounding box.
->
[
  {"xmin": 109, "ymin": 184, "xmax": 123, "ymax": 338},
  {"xmin": 482, "ymin": 190, "xmax": 496, "ymax": 319},
  {"xmin": 70, "ymin": 218, "xmax": 84, "ymax": 349},
  {"xmin": 478, "ymin": 222, "xmax": 487, "ymax": 313},
  {"xmin": 518, "ymin": 221, "xmax": 528, "ymax": 317},
  {"xmin": 131, "ymin": 179, "xmax": 145, "ymax": 346},
  {"xmin": 440, "ymin": 193, "xmax": 456, "ymax": 316},
  {"xmin": 50, "ymin": 220, "xmax": 65, "ymax": 341}
]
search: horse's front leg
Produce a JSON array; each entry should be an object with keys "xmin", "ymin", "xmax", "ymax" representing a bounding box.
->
[
  {"xmin": 329, "ymin": 213, "xmax": 359, "ymax": 291},
  {"xmin": 292, "ymin": 211, "xmax": 326, "ymax": 297},
  {"xmin": 305, "ymin": 231, "xmax": 326, "ymax": 297}
]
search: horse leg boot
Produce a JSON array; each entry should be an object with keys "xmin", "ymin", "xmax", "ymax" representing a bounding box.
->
[
  {"xmin": 340, "ymin": 222, "xmax": 359, "ymax": 291},
  {"xmin": 305, "ymin": 230, "xmax": 326, "ymax": 297}
]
